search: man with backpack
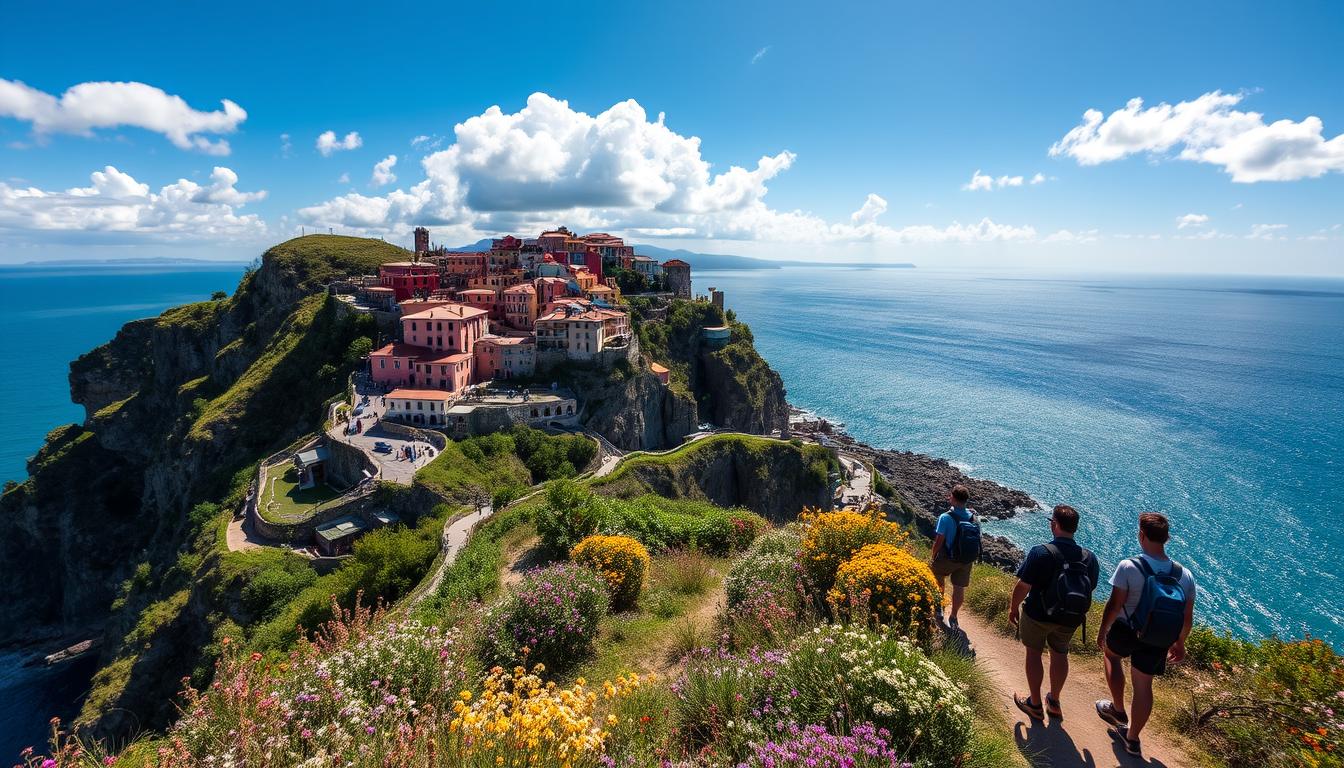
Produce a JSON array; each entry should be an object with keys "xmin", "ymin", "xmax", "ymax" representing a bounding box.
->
[
  {"xmin": 1095, "ymin": 512, "xmax": 1196, "ymax": 757},
  {"xmin": 1007, "ymin": 504, "xmax": 1099, "ymax": 722},
  {"xmin": 929, "ymin": 484, "xmax": 981, "ymax": 628}
]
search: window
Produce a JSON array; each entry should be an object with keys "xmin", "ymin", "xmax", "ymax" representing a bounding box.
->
[
  {"xmin": 411, "ymin": 322, "xmax": 417, "ymax": 331},
  {"xmin": 395, "ymin": 360, "xmax": 401, "ymax": 369},
  {"xmin": 417, "ymin": 401, "xmax": 423, "ymax": 410},
  {"xmin": 379, "ymin": 359, "xmax": 385, "ymax": 369}
]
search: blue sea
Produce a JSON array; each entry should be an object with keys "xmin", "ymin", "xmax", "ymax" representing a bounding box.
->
[
  {"xmin": 0, "ymin": 264, "xmax": 243, "ymax": 759},
  {"xmin": 700, "ymin": 267, "xmax": 1344, "ymax": 643}
]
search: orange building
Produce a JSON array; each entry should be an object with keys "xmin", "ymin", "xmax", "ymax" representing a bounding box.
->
[{"xmin": 503, "ymin": 283, "xmax": 539, "ymax": 329}]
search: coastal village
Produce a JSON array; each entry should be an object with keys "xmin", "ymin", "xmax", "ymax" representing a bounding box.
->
[{"xmin": 236, "ymin": 227, "xmax": 754, "ymax": 557}]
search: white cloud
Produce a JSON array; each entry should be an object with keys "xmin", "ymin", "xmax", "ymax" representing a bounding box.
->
[
  {"xmin": 298, "ymin": 92, "xmax": 1039, "ymax": 247},
  {"xmin": 1042, "ymin": 228, "xmax": 1100, "ymax": 243},
  {"xmin": 280, "ymin": 133, "xmax": 292, "ymax": 157},
  {"xmin": 410, "ymin": 134, "xmax": 443, "ymax": 150},
  {"xmin": 1050, "ymin": 91, "xmax": 1344, "ymax": 182},
  {"xmin": 752, "ymin": 46, "xmax": 771, "ymax": 64},
  {"xmin": 371, "ymin": 154, "xmax": 398, "ymax": 187},
  {"xmin": 316, "ymin": 130, "xmax": 362, "ymax": 156},
  {"xmin": 963, "ymin": 169, "xmax": 1036, "ymax": 190},
  {"xmin": 0, "ymin": 78, "xmax": 245, "ymax": 154},
  {"xmin": 1249, "ymin": 223, "xmax": 1287, "ymax": 240},
  {"xmin": 1030, "ymin": 173, "xmax": 1046, "ymax": 184},
  {"xmin": 0, "ymin": 165, "xmax": 267, "ymax": 240},
  {"xmin": 1177, "ymin": 213, "xmax": 1210, "ymax": 229},
  {"xmin": 337, "ymin": 172, "xmax": 350, "ymax": 184}
]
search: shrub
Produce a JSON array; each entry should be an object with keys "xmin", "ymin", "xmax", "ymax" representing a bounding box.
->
[
  {"xmin": 480, "ymin": 562, "xmax": 608, "ymax": 674},
  {"xmin": 725, "ymin": 547, "xmax": 805, "ymax": 644},
  {"xmin": 673, "ymin": 645, "xmax": 791, "ymax": 758},
  {"xmin": 741, "ymin": 722, "xmax": 906, "ymax": 768},
  {"xmin": 572, "ymin": 534, "xmax": 650, "ymax": 611},
  {"xmin": 535, "ymin": 479, "xmax": 603, "ymax": 557},
  {"xmin": 658, "ymin": 549, "xmax": 715, "ymax": 595},
  {"xmin": 829, "ymin": 543, "xmax": 940, "ymax": 646},
  {"xmin": 798, "ymin": 507, "xmax": 907, "ymax": 596},
  {"xmin": 776, "ymin": 624, "xmax": 972, "ymax": 767}
]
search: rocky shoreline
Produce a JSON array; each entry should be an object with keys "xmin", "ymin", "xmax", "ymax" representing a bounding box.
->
[{"xmin": 788, "ymin": 407, "xmax": 1039, "ymax": 570}]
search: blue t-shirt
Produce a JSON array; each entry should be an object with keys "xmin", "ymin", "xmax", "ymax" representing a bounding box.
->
[{"xmin": 935, "ymin": 506, "xmax": 973, "ymax": 556}]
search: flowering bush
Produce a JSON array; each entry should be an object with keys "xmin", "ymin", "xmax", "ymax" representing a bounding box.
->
[
  {"xmin": 829, "ymin": 543, "xmax": 940, "ymax": 646},
  {"xmin": 481, "ymin": 563, "xmax": 609, "ymax": 674},
  {"xmin": 671, "ymin": 645, "xmax": 792, "ymax": 758},
  {"xmin": 798, "ymin": 508, "xmax": 907, "ymax": 597},
  {"xmin": 740, "ymin": 722, "xmax": 914, "ymax": 768},
  {"xmin": 725, "ymin": 547, "xmax": 806, "ymax": 644},
  {"xmin": 572, "ymin": 534, "xmax": 650, "ymax": 611},
  {"xmin": 774, "ymin": 625, "xmax": 971, "ymax": 767},
  {"xmin": 1181, "ymin": 635, "xmax": 1344, "ymax": 767},
  {"xmin": 446, "ymin": 665, "xmax": 643, "ymax": 767}
]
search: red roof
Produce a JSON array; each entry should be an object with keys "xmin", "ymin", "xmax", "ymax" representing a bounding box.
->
[
  {"xmin": 662, "ymin": 259, "xmax": 690, "ymax": 268},
  {"xmin": 422, "ymin": 351, "xmax": 473, "ymax": 364},
  {"xmin": 372, "ymin": 342, "xmax": 432, "ymax": 357},
  {"xmin": 402, "ymin": 304, "xmax": 488, "ymax": 321}
]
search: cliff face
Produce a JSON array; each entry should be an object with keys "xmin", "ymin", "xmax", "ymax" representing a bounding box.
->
[
  {"xmin": 627, "ymin": 299, "xmax": 789, "ymax": 446},
  {"xmin": 594, "ymin": 435, "xmax": 837, "ymax": 522},
  {"xmin": 574, "ymin": 368, "xmax": 698, "ymax": 451}
]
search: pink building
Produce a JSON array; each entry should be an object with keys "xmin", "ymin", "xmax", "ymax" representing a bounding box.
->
[
  {"xmin": 370, "ymin": 342, "xmax": 424, "ymax": 388},
  {"xmin": 457, "ymin": 288, "xmax": 498, "ymax": 320},
  {"xmin": 402, "ymin": 304, "xmax": 489, "ymax": 355},
  {"xmin": 473, "ymin": 335, "xmax": 537, "ymax": 382},
  {"xmin": 413, "ymin": 351, "xmax": 473, "ymax": 393}
]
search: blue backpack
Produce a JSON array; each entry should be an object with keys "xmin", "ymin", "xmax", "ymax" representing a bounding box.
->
[
  {"xmin": 948, "ymin": 511, "xmax": 982, "ymax": 563},
  {"xmin": 1128, "ymin": 557, "xmax": 1187, "ymax": 647}
]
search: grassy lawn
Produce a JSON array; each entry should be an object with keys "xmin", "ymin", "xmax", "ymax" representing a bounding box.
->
[{"xmin": 263, "ymin": 464, "xmax": 339, "ymax": 522}]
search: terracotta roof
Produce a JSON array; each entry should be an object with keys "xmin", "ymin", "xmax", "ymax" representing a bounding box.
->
[
  {"xmin": 402, "ymin": 304, "xmax": 488, "ymax": 321},
  {"xmin": 372, "ymin": 342, "xmax": 431, "ymax": 357},
  {"xmin": 386, "ymin": 388, "xmax": 454, "ymax": 400},
  {"xmin": 478, "ymin": 335, "xmax": 534, "ymax": 346},
  {"xmin": 650, "ymin": 362, "xmax": 669, "ymax": 374},
  {"xmin": 422, "ymin": 352, "xmax": 473, "ymax": 364},
  {"xmin": 662, "ymin": 259, "xmax": 690, "ymax": 267},
  {"xmin": 503, "ymin": 283, "xmax": 537, "ymax": 294},
  {"xmin": 457, "ymin": 289, "xmax": 496, "ymax": 297}
]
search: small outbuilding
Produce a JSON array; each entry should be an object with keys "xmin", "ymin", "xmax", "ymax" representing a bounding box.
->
[{"xmin": 293, "ymin": 445, "xmax": 331, "ymax": 489}]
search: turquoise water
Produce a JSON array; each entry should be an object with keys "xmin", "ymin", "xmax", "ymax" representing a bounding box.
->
[
  {"xmin": 0, "ymin": 264, "xmax": 243, "ymax": 758},
  {"xmin": 701, "ymin": 268, "xmax": 1344, "ymax": 643},
  {"xmin": 0, "ymin": 265, "xmax": 245, "ymax": 484}
]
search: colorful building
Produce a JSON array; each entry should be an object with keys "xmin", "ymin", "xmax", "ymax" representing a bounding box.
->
[
  {"xmin": 369, "ymin": 342, "xmax": 424, "ymax": 388},
  {"xmin": 412, "ymin": 352, "xmax": 473, "ymax": 393},
  {"xmin": 385, "ymin": 388, "xmax": 455, "ymax": 427},
  {"xmin": 503, "ymin": 283, "xmax": 539, "ymax": 329},
  {"xmin": 473, "ymin": 335, "xmax": 537, "ymax": 381},
  {"xmin": 534, "ymin": 304, "xmax": 632, "ymax": 360},
  {"xmin": 379, "ymin": 261, "xmax": 440, "ymax": 301},
  {"xmin": 401, "ymin": 304, "xmax": 489, "ymax": 355}
]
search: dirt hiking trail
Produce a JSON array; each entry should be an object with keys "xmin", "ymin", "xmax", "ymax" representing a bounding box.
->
[{"xmin": 956, "ymin": 612, "xmax": 1192, "ymax": 768}]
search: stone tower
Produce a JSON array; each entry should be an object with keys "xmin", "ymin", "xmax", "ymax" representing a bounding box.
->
[{"xmin": 413, "ymin": 226, "xmax": 430, "ymax": 253}]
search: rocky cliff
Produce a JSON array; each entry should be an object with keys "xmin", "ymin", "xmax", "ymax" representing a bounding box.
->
[{"xmin": 592, "ymin": 434, "xmax": 838, "ymax": 522}]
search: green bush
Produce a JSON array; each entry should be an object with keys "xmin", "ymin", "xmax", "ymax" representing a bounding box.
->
[
  {"xmin": 480, "ymin": 562, "xmax": 608, "ymax": 674},
  {"xmin": 240, "ymin": 557, "xmax": 318, "ymax": 621}
]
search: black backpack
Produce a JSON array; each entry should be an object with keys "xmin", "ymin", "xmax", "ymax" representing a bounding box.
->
[
  {"xmin": 949, "ymin": 511, "xmax": 982, "ymax": 563},
  {"xmin": 1039, "ymin": 543, "xmax": 1095, "ymax": 626}
]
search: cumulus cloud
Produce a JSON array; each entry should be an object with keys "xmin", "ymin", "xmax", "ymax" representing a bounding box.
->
[
  {"xmin": 963, "ymin": 170, "xmax": 1036, "ymax": 190},
  {"xmin": 316, "ymin": 130, "xmax": 362, "ymax": 156},
  {"xmin": 299, "ymin": 92, "xmax": 1039, "ymax": 247},
  {"xmin": 1050, "ymin": 91, "xmax": 1344, "ymax": 182},
  {"xmin": 0, "ymin": 165, "xmax": 267, "ymax": 240},
  {"xmin": 371, "ymin": 154, "xmax": 398, "ymax": 187},
  {"xmin": 0, "ymin": 78, "xmax": 246, "ymax": 154},
  {"xmin": 1177, "ymin": 213, "xmax": 1210, "ymax": 229}
]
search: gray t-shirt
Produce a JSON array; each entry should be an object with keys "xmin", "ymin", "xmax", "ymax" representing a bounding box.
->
[{"xmin": 1109, "ymin": 553, "xmax": 1196, "ymax": 624}]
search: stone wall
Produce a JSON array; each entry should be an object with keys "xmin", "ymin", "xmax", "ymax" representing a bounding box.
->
[
  {"xmin": 326, "ymin": 437, "xmax": 377, "ymax": 488},
  {"xmin": 381, "ymin": 420, "xmax": 448, "ymax": 450}
]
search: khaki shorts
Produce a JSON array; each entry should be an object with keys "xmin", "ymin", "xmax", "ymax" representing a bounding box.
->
[
  {"xmin": 1019, "ymin": 612, "xmax": 1077, "ymax": 654},
  {"xmin": 930, "ymin": 555, "xmax": 973, "ymax": 588}
]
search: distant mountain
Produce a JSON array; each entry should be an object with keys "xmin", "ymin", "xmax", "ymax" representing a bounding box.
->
[{"xmin": 445, "ymin": 238, "xmax": 913, "ymax": 270}]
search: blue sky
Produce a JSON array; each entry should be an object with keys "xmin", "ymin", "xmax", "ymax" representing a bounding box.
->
[{"xmin": 2, "ymin": 0, "xmax": 1342, "ymax": 273}]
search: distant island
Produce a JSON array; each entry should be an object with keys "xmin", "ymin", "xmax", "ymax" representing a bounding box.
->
[{"xmin": 447, "ymin": 237, "xmax": 914, "ymax": 271}]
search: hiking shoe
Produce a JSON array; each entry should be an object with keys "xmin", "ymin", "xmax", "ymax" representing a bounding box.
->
[
  {"xmin": 1045, "ymin": 693, "xmax": 1063, "ymax": 720},
  {"xmin": 948, "ymin": 615, "xmax": 960, "ymax": 629},
  {"xmin": 1109, "ymin": 724, "xmax": 1142, "ymax": 756},
  {"xmin": 1014, "ymin": 693, "xmax": 1045, "ymax": 722},
  {"xmin": 1095, "ymin": 699, "xmax": 1129, "ymax": 727}
]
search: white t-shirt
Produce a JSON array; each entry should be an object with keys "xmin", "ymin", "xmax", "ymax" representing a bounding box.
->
[{"xmin": 1109, "ymin": 553, "xmax": 1196, "ymax": 623}]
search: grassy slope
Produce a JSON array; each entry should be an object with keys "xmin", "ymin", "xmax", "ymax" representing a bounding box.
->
[{"xmin": 593, "ymin": 433, "xmax": 833, "ymax": 494}]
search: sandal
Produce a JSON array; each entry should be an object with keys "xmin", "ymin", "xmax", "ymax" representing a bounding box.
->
[
  {"xmin": 1045, "ymin": 693, "xmax": 1063, "ymax": 720},
  {"xmin": 1109, "ymin": 724, "xmax": 1142, "ymax": 756},
  {"xmin": 1013, "ymin": 692, "xmax": 1045, "ymax": 722}
]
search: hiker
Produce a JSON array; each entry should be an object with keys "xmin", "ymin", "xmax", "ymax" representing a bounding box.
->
[
  {"xmin": 1095, "ymin": 512, "xmax": 1196, "ymax": 757},
  {"xmin": 1008, "ymin": 504, "xmax": 1099, "ymax": 722},
  {"xmin": 929, "ymin": 484, "xmax": 981, "ymax": 628}
]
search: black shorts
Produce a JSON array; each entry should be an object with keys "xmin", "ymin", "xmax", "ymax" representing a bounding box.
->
[{"xmin": 1106, "ymin": 621, "xmax": 1169, "ymax": 676}]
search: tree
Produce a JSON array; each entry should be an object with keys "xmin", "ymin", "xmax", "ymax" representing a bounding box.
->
[{"xmin": 211, "ymin": 290, "xmax": 229, "ymax": 301}]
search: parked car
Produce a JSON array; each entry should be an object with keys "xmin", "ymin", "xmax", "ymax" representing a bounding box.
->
[
  {"xmin": 373, "ymin": 441, "xmax": 393, "ymax": 453},
  {"xmin": 353, "ymin": 405, "xmax": 365, "ymax": 416}
]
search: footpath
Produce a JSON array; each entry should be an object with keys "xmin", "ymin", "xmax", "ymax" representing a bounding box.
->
[{"xmin": 956, "ymin": 611, "xmax": 1190, "ymax": 768}]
